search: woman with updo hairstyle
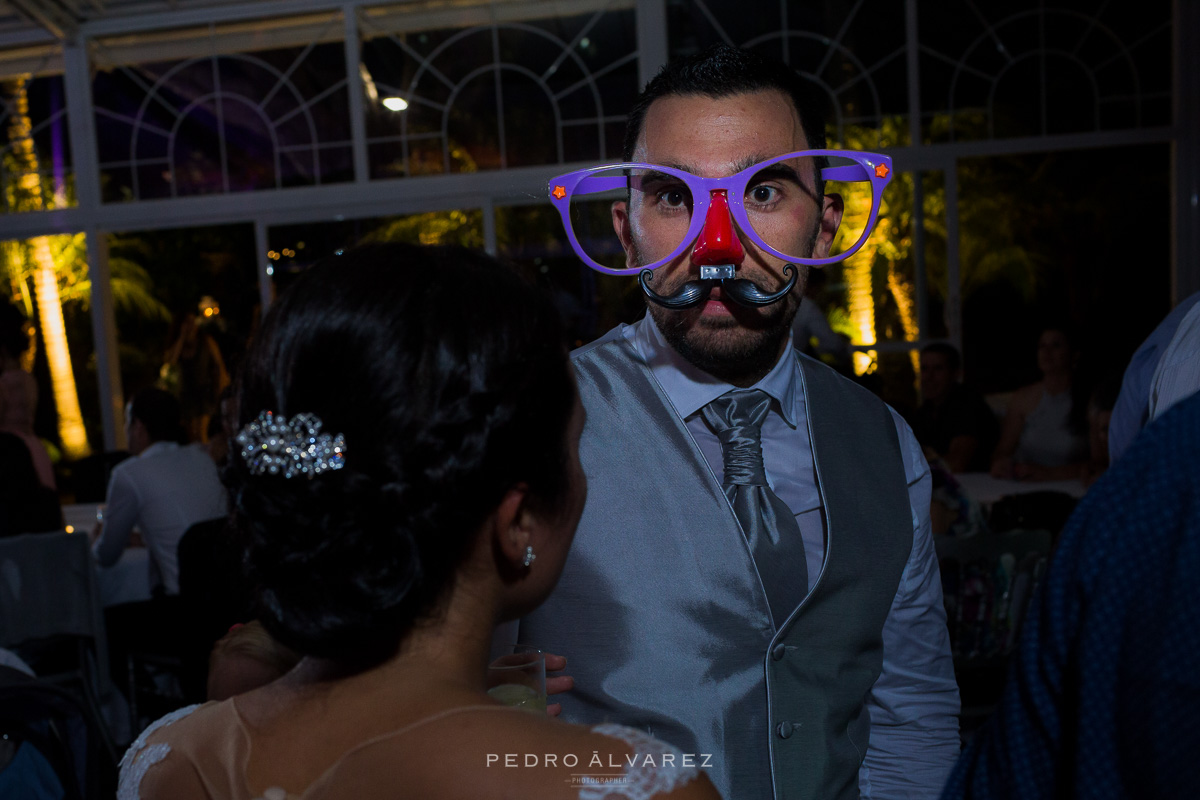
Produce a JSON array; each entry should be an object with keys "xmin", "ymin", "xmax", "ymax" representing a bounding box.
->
[{"xmin": 119, "ymin": 243, "xmax": 720, "ymax": 800}]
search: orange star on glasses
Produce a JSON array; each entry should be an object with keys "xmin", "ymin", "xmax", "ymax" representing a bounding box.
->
[
  {"xmin": 874, "ymin": 164, "xmax": 890, "ymax": 179},
  {"xmin": 552, "ymin": 185, "xmax": 567, "ymax": 200}
]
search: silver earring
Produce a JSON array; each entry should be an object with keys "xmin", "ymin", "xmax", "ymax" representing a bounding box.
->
[{"xmin": 523, "ymin": 545, "xmax": 536, "ymax": 568}]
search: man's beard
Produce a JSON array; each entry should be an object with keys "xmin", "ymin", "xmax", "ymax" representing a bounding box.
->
[
  {"xmin": 635, "ymin": 232, "xmax": 814, "ymax": 387},
  {"xmin": 651, "ymin": 297, "xmax": 799, "ymax": 385}
]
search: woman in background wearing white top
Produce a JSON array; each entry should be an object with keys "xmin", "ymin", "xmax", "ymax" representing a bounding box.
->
[{"xmin": 991, "ymin": 326, "xmax": 1090, "ymax": 481}]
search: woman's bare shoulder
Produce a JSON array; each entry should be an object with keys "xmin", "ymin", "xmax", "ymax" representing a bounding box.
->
[
  {"xmin": 118, "ymin": 702, "xmax": 233, "ymax": 800},
  {"xmin": 1009, "ymin": 382, "xmax": 1043, "ymax": 413}
]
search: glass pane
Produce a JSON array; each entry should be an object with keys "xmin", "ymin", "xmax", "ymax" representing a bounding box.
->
[
  {"xmin": 360, "ymin": 2, "xmax": 638, "ymax": 179},
  {"xmin": 495, "ymin": 202, "xmax": 636, "ymax": 348},
  {"xmin": 0, "ymin": 233, "xmax": 96, "ymax": 475},
  {"xmin": 93, "ymin": 15, "xmax": 354, "ymax": 202},
  {"xmin": 266, "ymin": 210, "xmax": 484, "ymax": 296},
  {"xmin": 0, "ymin": 75, "xmax": 75, "ymax": 215},
  {"xmin": 916, "ymin": 1, "xmax": 1171, "ymax": 144},
  {"xmin": 667, "ymin": 1, "xmax": 909, "ymax": 143},
  {"xmin": 916, "ymin": 170, "xmax": 949, "ymax": 342},
  {"xmin": 108, "ymin": 224, "xmax": 259, "ymax": 444},
  {"xmin": 820, "ymin": 165, "xmax": 924, "ymax": 382},
  {"xmin": 956, "ymin": 144, "xmax": 1170, "ymax": 394}
]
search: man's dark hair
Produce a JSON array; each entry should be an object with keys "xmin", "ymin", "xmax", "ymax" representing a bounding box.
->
[
  {"xmin": 129, "ymin": 387, "xmax": 185, "ymax": 443},
  {"xmin": 622, "ymin": 44, "xmax": 829, "ymax": 161},
  {"xmin": 920, "ymin": 342, "xmax": 962, "ymax": 373}
]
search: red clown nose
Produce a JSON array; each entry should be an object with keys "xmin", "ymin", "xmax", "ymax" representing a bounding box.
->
[{"xmin": 691, "ymin": 190, "xmax": 745, "ymax": 265}]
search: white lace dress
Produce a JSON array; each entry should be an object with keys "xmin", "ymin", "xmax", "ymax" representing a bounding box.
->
[
  {"xmin": 577, "ymin": 724, "xmax": 703, "ymax": 800},
  {"xmin": 119, "ymin": 704, "xmax": 704, "ymax": 800},
  {"xmin": 117, "ymin": 704, "xmax": 201, "ymax": 800}
]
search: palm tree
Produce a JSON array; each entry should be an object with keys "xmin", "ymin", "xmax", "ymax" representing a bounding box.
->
[
  {"xmin": 831, "ymin": 115, "xmax": 1043, "ymax": 381},
  {"xmin": 831, "ymin": 119, "xmax": 920, "ymax": 376},
  {"xmin": 2, "ymin": 77, "xmax": 172, "ymax": 459},
  {"xmin": 2, "ymin": 77, "xmax": 90, "ymax": 459}
]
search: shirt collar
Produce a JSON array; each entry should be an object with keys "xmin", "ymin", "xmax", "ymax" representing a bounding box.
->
[
  {"xmin": 139, "ymin": 441, "xmax": 180, "ymax": 459},
  {"xmin": 627, "ymin": 314, "xmax": 800, "ymax": 427}
]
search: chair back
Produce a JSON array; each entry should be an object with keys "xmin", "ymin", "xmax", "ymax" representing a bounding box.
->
[
  {"xmin": 0, "ymin": 532, "xmax": 118, "ymax": 759},
  {"xmin": 989, "ymin": 490, "xmax": 1078, "ymax": 535},
  {"xmin": 0, "ymin": 533, "xmax": 107, "ymax": 664},
  {"xmin": 938, "ymin": 528, "xmax": 1055, "ymax": 737},
  {"xmin": 937, "ymin": 528, "xmax": 1054, "ymax": 661},
  {"xmin": 0, "ymin": 664, "xmax": 117, "ymax": 799}
]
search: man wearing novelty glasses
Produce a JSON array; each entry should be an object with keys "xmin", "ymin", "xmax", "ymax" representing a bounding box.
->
[{"xmin": 520, "ymin": 45, "xmax": 959, "ymax": 799}]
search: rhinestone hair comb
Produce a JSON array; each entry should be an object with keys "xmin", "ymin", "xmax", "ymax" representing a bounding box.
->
[{"xmin": 236, "ymin": 410, "xmax": 346, "ymax": 479}]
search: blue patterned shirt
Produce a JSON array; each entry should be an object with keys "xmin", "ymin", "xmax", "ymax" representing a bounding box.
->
[{"xmin": 942, "ymin": 389, "xmax": 1200, "ymax": 799}]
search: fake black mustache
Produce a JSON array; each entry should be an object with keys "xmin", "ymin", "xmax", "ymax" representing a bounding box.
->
[{"xmin": 639, "ymin": 265, "xmax": 798, "ymax": 309}]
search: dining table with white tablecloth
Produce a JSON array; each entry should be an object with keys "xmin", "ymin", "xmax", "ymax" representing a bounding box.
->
[
  {"xmin": 63, "ymin": 503, "xmax": 153, "ymax": 608},
  {"xmin": 951, "ymin": 472, "xmax": 1088, "ymax": 507}
]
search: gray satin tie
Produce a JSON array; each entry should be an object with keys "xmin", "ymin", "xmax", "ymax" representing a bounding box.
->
[{"xmin": 703, "ymin": 389, "xmax": 808, "ymax": 623}]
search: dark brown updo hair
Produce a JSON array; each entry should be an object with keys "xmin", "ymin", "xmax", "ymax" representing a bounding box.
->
[{"xmin": 227, "ymin": 243, "xmax": 574, "ymax": 669}]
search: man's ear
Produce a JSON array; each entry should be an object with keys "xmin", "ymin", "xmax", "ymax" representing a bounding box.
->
[
  {"xmin": 611, "ymin": 200, "xmax": 638, "ymax": 269},
  {"xmin": 492, "ymin": 483, "xmax": 533, "ymax": 568},
  {"xmin": 812, "ymin": 193, "xmax": 844, "ymax": 259}
]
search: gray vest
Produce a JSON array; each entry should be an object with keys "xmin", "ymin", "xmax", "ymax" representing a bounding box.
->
[{"xmin": 520, "ymin": 333, "xmax": 912, "ymax": 800}]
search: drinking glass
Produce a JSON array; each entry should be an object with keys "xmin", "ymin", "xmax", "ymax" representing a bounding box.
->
[{"xmin": 486, "ymin": 645, "xmax": 546, "ymax": 713}]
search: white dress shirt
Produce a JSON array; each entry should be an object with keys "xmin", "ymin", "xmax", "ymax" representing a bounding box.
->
[
  {"xmin": 627, "ymin": 315, "xmax": 961, "ymax": 799},
  {"xmin": 92, "ymin": 441, "xmax": 228, "ymax": 596}
]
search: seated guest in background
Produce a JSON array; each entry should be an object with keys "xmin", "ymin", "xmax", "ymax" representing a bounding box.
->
[
  {"xmin": 911, "ymin": 342, "xmax": 998, "ymax": 473},
  {"xmin": 206, "ymin": 621, "xmax": 299, "ymax": 702},
  {"xmin": 929, "ymin": 464, "xmax": 987, "ymax": 538},
  {"xmin": 0, "ymin": 432, "xmax": 61, "ymax": 536},
  {"xmin": 991, "ymin": 326, "xmax": 1089, "ymax": 481},
  {"xmin": 119, "ymin": 244, "xmax": 719, "ymax": 800},
  {"xmin": 940, "ymin": 389, "xmax": 1200, "ymax": 800},
  {"xmin": 0, "ymin": 303, "xmax": 55, "ymax": 489},
  {"xmin": 91, "ymin": 388, "xmax": 227, "ymax": 596}
]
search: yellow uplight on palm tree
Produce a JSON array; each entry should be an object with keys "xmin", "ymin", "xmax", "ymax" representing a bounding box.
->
[
  {"xmin": 832, "ymin": 163, "xmax": 880, "ymax": 376},
  {"xmin": 3, "ymin": 77, "xmax": 90, "ymax": 459}
]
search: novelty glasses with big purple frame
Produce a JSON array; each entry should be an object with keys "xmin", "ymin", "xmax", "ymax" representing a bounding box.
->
[{"xmin": 548, "ymin": 150, "xmax": 893, "ymax": 276}]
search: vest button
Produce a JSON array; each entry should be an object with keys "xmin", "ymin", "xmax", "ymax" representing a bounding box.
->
[
  {"xmin": 771, "ymin": 644, "xmax": 786, "ymax": 661},
  {"xmin": 776, "ymin": 721, "xmax": 794, "ymax": 739}
]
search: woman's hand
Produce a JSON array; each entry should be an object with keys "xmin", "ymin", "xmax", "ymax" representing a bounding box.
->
[{"xmin": 544, "ymin": 652, "xmax": 573, "ymax": 717}]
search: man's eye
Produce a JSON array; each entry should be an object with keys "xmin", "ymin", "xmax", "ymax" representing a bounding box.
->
[
  {"xmin": 749, "ymin": 185, "xmax": 780, "ymax": 204},
  {"xmin": 658, "ymin": 189, "xmax": 688, "ymax": 207}
]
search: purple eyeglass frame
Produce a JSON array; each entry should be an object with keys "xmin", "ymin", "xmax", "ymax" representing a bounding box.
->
[{"xmin": 548, "ymin": 149, "xmax": 893, "ymax": 276}]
